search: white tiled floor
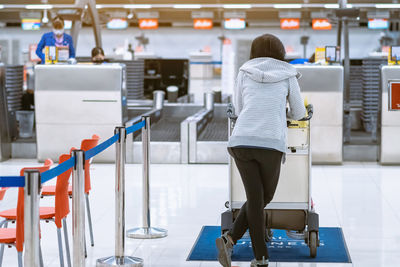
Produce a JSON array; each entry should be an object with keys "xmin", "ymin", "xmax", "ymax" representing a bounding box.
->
[{"xmin": 1, "ymin": 160, "xmax": 400, "ymax": 267}]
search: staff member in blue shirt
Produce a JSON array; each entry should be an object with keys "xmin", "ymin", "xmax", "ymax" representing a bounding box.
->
[{"xmin": 36, "ymin": 16, "xmax": 75, "ymax": 63}]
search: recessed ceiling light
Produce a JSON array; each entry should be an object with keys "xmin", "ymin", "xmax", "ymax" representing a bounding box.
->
[
  {"xmin": 123, "ymin": 4, "xmax": 152, "ymax": 9},
  {"xmin": 273, "ymin": 4, "xmax": 302, "ymax": 9},
  {"xmin": 376, "ymin": 4, "xmax": 400, "ymax": 9},
  {"xmin": 173, "ymin": 4, "xmax": 202, "ymax": 9},
  {"xmin": 223, "ymin": 4, "xmax": 252, "ymax": 9},
  {"xmin": 26, "ymin": 4, "xmax": 53, "ymax": 9}
]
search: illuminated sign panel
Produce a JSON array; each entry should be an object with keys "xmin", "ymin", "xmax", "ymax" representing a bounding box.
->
[
  {"xmin": 368, "ymin": 19, "xmax": 389, "ymax": 29},
  {"xmin": 389, "ymin": 81, "xmax": 400, "ymax": 110},
  {"xmin": 139, "ymin": 19, "xmax": 159, "ymax": 29},
  {"xmin": 22, "ymin": 19, "xmax": 41, "ymax": 30},
  {"xmin": 224, "ymin": 18, "xmax": 246, "ymax": 29},
  {"xmin": 194, "ymin": 19, "xmax": 213, "ymax": 29},
  {"xmin": 280, "ymin": 19, "xmax": 300, "ymax": 29},
  {"xmin": 107, "ymin": 18, "xmax": 128, "ymax": 29},
  {"xmin": 312, "ymin": 19, "xmax": 332, "ymax": 30}
]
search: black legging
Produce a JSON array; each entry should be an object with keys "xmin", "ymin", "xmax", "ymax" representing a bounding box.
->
[{"xmin": 227, "ymin": 147, "xmax": 283, "ymax": 260}]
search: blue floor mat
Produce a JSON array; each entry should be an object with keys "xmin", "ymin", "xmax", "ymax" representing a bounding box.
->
[{"xmin": 187, "ymin": 226, "xmax": 351, "ymax": 263}]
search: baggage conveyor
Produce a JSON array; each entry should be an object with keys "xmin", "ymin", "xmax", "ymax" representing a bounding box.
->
[
  {"xmin": 129, "ymin": 91, "xmax": 204, "ymax": 164},
  {"xmin": 188, "ymin": 93, "xmax": 229, "ymax": 164}
]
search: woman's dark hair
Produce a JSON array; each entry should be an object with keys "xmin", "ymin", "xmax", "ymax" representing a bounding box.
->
[
  {"xmin": 91, "ymin": 47, "xmax": 105, "ymax": 58},
  {"xmin": 52, "ymin": 15, "xmax": 64, "ymax": 28},
  {"xmin": 250, "ymin": 34, "xmax": 286, "ymax": 61}
]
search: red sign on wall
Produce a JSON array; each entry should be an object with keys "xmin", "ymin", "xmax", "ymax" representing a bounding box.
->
[
  {"xmin": 312, "ymin": 19, "xmax": 332, "ymax": 30},
  {"xmin": 194, "ymin": 19, "xmax": 213, "ymax": 29},
  {"xmin": 389, "ymin": 82, "xmax": 400, "ymax": 110},
  {"xmin": 280, "ymin": 19, "xmax": 300, "ymax": 29},
  {"xmin": 139, "ymin": 19, "xmax": 158, "ymax": 29}
]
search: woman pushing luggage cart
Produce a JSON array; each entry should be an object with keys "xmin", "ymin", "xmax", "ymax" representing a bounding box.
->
[{"xmin": 216, "ymin": 34, "xmax": 319, "ymax": 267}]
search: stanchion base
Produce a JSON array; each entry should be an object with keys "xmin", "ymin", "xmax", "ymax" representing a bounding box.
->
[
  {"xmin": 96, "ymin": 256, "xmax": 144, "ymax": 267},
  {"xmin": 126, "ymin": 227, "xmax": 168, "ymax": 239}
]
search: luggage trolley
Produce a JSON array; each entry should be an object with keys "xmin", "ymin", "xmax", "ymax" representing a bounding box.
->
[{"xmin": 221, "ymin": 104, "xmax": 320, "ymax": 258}]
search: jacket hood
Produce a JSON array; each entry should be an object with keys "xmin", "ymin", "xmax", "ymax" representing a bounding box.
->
[{"xmin": 239, "ymin": 57, "xmax": 299, "ymax": 83}]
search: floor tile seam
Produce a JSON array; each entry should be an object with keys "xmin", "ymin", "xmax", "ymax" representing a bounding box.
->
[{"xmin": 319, "ymin": 166, "xmax": 343, "ymax": 228}]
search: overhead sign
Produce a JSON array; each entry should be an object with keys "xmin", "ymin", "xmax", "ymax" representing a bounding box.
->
[
  {"xmin": 21, "ymin": 19, "xmax": 41, "ymax": 30},
  {"xmin": 224, "ymin": 18, "xmax": 246, "ymax": 29},
  {"xmin": 368, "ymin": 18, "xmax": 389, "ymax": 29},
  {"xmin": 193, "ymin": 19, "xmax": 213, "ymax": 29},
  {"xmin": 139, "ymin": 19, "xmax": 158, "ymax": 29},
  {"xmin": 389, "ymin": 81, "xmax": 400, "ymax": 110},
  {"xmin": 280, "ymin": 18, "xmax": 300, "ymax": 29},
  {"xmin": 312, "ymin": 19, "xmax": 332, "ymax": 30},
  {"xmin": 107, "ymin": 18, "xmax": 128, "ymax": 30}
]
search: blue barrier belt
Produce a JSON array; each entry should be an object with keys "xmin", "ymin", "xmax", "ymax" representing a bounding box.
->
[
  {"xmin": 127, "ymin": 120, "xmax": 145, "ymax": 135},
  {"xmin": 0, "ymin": 120, "xmax": 146, "ymax": 187},
  {"xmin": 0, "ymin": 176, "xmax": 25, "ymax": 187},
  {"xmin": 41, "ymin": 157, "xmax": 75, "ymax": 184},
  {"xmin": 85, "ymin": 133, "xmax": 120, "ymax": 161}
]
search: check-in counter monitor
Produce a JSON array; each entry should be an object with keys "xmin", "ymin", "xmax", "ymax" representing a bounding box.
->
[
  {"xmin": 35, "ymin": 64, "xmax": 127, "ymax": 162},
  {"xmin": 295, "ymin": 65, "xmax": 344, "ymax": 164},
  {"xmin": 380, "ymin": 66, "xmax": 400, "ymax": 164}
]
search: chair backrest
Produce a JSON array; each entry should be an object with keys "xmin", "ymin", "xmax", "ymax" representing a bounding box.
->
[
  {"xmin": 80, "ymin": 135, "xmax": 99, "ymax": 194},
  {"xmin": 0, "ymin": 188, "xmax": 6, "ymax": 201},
  {"xmin": 16, "ymin": 161, "xmax": 52, "ymax": 252},
  {"xmin": 54, "ymin": 154, "xmax": 72, "ymax": 228}
]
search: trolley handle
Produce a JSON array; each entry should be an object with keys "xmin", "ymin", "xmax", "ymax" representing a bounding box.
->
[
  {"xmin": 227, "ymin": 103, "xmax": 238, "ymax": 121},
  {"xmin": 298, "ymin": 104, "xmax": 314, "ymax": 121}
]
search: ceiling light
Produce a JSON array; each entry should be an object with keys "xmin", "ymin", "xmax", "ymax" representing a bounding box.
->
[
  {"xmin": 123, "ymin": 4, "xmax": 151, "ymax": 9},
  {"xmin": 324, "ymin": 4, "xmax": 339, "ymax": 9},
  {"xmin": 42, "ymin": 10, "xmax": 49, "ymax": 23},
  {"xmin": 376, "ymin": 4, "xmax": 400, "ymax": 9},
  {"xmin": 26, "ymin": 4, "xmax": 53, "ymax": 9},
  {"xmin": 95, "ymin": 4, "xmax": 103, "ymax": 9},
  {"xmin": 223, "ymin": 4, "xmax": 252, "ymax": 9},
  {"xmin": 346, "ymin": 4, "xmax": 353, "ymax": 8},
  {"xmin": 0, "ymin": 5, "xmax": 4, "ymax": 9},
  {"xmin": 173, "ymin": 4, "xmax": 202, "ymax": 9},
  {"xmin": 273, "ymin": 4, "xmax": 302, "ymax": 9},
  {"xmin": 127, "ymin": 12, "xmax": 134, "ymax": 19}
]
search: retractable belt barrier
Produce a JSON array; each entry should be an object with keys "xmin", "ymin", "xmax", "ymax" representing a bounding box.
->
[{"xmin": 0, "ymin": 119, "xmax": 147, "ymax": 267}]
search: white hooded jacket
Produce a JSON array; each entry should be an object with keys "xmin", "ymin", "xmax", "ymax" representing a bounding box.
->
[{"xmin": 228, "ymin": 57, "xmax": 306, "ymax": 153}]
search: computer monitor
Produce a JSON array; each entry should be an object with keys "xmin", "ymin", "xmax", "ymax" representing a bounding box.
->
[
  {"xmin": 391, "ymin": 46, "xmax": 400, "ymax": 62},
  {"xmin": 325, "ymin": 46, "xmax": 340, "ymax": 63}
]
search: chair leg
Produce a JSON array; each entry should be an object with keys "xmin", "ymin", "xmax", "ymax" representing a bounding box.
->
[
  {"xmin": 0, "ymin": 221, "xmax": 8, "ymax": 264},
  {"xmin": 85, "ymin": 194, "xmax": 94, "ymax": 247},
  {"xmin": 17, "ymin": 252, "xmax": 22, "ymax": 267},
  {"xmin": 57, "ymin": 228, "xmax": 65, "ymax": 267},
  {"xmin": 39, "ymin": 242, "xmax": 44, "ymax": 267},
  {"xmin": 62, "ymin": 218, "xmax": 71, "ymax": 267}
]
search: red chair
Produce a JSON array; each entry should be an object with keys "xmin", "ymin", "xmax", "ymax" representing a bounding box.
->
[
  {"xmin": 42, "ymin": 134, "xmax": 100, "ymax": 247},
  {"xmin": 0, "ymin": 165, "xmax": 50, "ymax": 267}
]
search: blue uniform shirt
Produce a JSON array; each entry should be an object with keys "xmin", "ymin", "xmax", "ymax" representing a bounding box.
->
[{"xmin": 36, "ymin": 32, "xmax": 75, "ymax": 64}]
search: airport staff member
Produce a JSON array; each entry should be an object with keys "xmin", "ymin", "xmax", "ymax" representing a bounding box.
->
[
  {"xmin": 36, "ymin": 16, "xmax": 75, "ymax": 64},
  {"xmin": 91, "ymin": 47, "xmax": 106, "ymax": 63},
  {"xmin": 215, "ymin": 34, "xmax": 306, "ymax": 267}
]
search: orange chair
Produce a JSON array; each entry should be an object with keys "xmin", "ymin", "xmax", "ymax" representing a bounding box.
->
[
  {"xmin": 0, "ymin": 165, "xmax": 49, "ymax": 267},
  {"xmin": 42, "ymin": 134, "xmax": 100, "ymax": 247}
]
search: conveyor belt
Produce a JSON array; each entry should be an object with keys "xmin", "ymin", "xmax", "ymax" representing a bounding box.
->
[
  {"xmin": 198, "ymin": 117, "xmax": 228, "ymax": 141},
  {"xmin": 134, "ymin": 117, "xmax": 183, "ymax": 142}
]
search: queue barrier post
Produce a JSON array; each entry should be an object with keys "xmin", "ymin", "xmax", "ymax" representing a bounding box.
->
[
  {"xmin": 96, "ymin": 127, "xmax": 143, "ymax": 266},
  {"xmin": 24, "ymin": 170, "xmax": 41, "ymax": 267},
  {"xmin": 127, "ymin": 116, "xmax": 168, "ymax": 239},
  {"xmin": 72, "ymin": 150, "xmax": 86, "ymax": 267}
]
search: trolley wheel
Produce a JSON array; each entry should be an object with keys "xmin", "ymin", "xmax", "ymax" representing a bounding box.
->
[
  {"xmin": 225, "ymin": 201, "xmax": 230, "ymax": 209},
  {"xmin": 309, "ymin": 231, "xmax": 318, "ymax": 258},
  {"xmin": 265, "ymin": 229, "xmax": 273, "ymax": 242}
]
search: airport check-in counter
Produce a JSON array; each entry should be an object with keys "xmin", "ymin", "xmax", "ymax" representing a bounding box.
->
[
  {"xmin": 295, "ymin": 65, "xmax": 344, "ymax": 164},
  {"xmin": 35, "ymin": 64, "xmax": 128, "ymax": 162},
  {"xmin": 380, "ymin": 66, "xmax": 400, "ymax": 164}
]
